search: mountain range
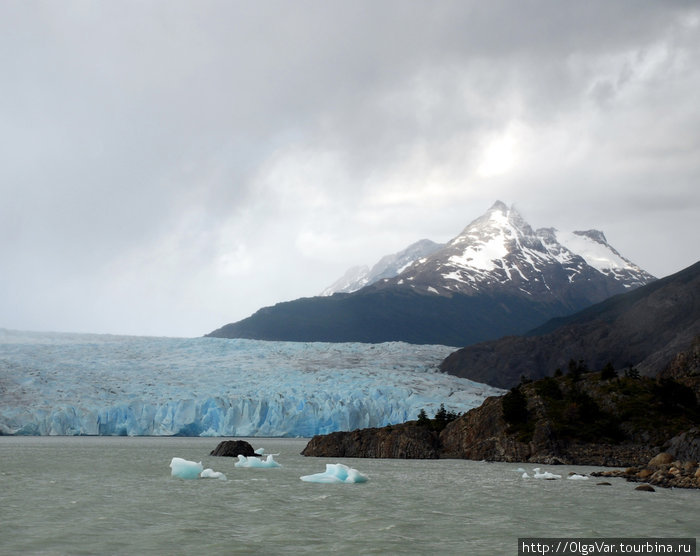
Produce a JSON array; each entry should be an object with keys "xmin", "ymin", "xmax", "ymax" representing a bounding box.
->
[{"xmin": 207, "ymin": 201, "xmax": 656, "ymax": 346}]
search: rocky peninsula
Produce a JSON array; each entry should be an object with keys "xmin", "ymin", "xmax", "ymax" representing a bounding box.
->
[{"xmin": 303, "ymin": 345, "xmax": 700, "ymax": 488}]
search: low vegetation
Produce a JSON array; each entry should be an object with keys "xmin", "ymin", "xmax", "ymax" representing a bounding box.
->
[
  {"xmin": 417, "ymin": 404, "xmax": 460, "ymax": 432},
  {"xmin": 501, "ymin": 360, "xmax": 699, "ymax": 445}
]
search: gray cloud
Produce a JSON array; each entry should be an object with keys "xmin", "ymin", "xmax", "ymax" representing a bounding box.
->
[{"xmin": 1, "ymin": 0, "xmax": 698, "ymax": 336}]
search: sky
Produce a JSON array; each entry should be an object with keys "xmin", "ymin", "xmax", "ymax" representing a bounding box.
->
[{"xmin": 1, "ymin": 0, "xmax": 699, "ymax": 338}]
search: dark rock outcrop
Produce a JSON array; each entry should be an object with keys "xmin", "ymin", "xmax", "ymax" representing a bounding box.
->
[
  {"xmin": 663, "ymin": 428, "xmax": 700, "ymax": 462},
  {"xmin": 210, "ymin": 439, "xmax": 257, "ymax": 457},
  {"xmin": 302, "ymin": 422, "xmax": 440, "ymax": 459},
  {"xmin": 436, "ymin": 388, "xmax": 658, "ymax": 467}
]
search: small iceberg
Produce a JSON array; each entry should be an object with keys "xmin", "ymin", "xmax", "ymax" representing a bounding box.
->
[
  {"xmin": 533, "ymin": 468, "xmax": 562, "ymax": 479},
  {"xmin": 234, "ymin": 454, "xmax": 281, "ymax": 468},
  {"xmin": 170, "ymin": 457, "xmax": 226, "ymax": 480},
  {"xmin": 300, "ymin": 463, "xmax": 369, "ymax": 484},
  {"xmin": 200, "ymin": 468, "xmax": 227, "ymax": 480},
  {"xmin": 567, "ymin": 473, "xmax": 589, "ymax": 481},
  {"xmin": 170, "ymin": 457, "xmax": 203, "ymax": 479}
]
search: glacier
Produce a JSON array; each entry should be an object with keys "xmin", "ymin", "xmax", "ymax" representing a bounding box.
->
[{"xmin": 0, "ymin": 329, "xmax": 502, "ymax": 437}]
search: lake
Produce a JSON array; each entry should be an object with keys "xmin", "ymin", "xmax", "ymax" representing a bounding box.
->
[{"xmin": 1, "ymin": 436, "xmax": 697, "ymax": 555}]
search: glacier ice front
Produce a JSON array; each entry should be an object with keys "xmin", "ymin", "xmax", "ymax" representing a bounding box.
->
[{"xmin": 0, "ymin": 329, "xmax": 502, "ymax": 437}]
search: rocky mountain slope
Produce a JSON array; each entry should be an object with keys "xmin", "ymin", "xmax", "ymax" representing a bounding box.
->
[
  {"xmin": 440, "ymin": 260, "xmax": 700, "ymax": 388},
  {"xmin": 208, "ymin": 202, "xmax": 655, "ymax": 346}
]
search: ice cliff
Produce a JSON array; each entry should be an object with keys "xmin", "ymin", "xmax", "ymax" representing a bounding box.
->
[{"xmin": 0, "ymin": 329, "xmax": 501, "ymax": 437}]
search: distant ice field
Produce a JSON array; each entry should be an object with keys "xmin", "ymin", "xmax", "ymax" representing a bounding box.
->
[{"xmin": 0, "ymin": 329, "xmax": 502, "ymax": 436}]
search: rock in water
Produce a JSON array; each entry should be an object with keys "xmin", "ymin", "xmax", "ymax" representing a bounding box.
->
[
  {"xmin": 635, "ymin": 484, "xmax": 656, "ymax": 492},
  {"xmin": 210, "ymin": 440, "xmax": 257, "ymax": 457}
]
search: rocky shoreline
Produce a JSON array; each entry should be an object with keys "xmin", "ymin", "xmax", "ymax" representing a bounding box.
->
[
  {"xmin": 302, "ymin": 426, "xmax": 700, "ymax": 489},
  {"xmin": 591, "ymin": 452, "xmax": 700, "ymax": 490}
]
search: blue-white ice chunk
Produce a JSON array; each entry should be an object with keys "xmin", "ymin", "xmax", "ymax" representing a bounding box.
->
[
  {"xmin": 234, "ymin": 454, "xmax": 281, "ymax": 468},
  {"xmin": 200, "ymin": 468, "xmax": 227, "ymax": 480},
  {"xmin": 300, "ymin": 463, "xmax": 368, "ymax": 484},
  {"xmin": 169, "ymin": 457, "xmax": 203, "ymax": 479},
  {"xmin": 533, "ymin": 468, "xmax": 562, "ymax": 479}
]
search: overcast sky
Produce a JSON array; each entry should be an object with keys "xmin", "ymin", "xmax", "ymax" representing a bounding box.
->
[{"xmin": 1, "ymin": 1, "xmax": 699, "ymax": 338}]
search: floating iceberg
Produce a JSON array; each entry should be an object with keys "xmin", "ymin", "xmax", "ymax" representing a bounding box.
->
[
  {"xmin": 200, "ymin": 468, "xmax": 228, "ymax": 480},
  {"xmin": 170, "ymin": 458, "xmax": 227, "ymax": 479},
  {"xmin": 170, "ymin": 457, "xmax": 203, "ymax": 479},
  {"xmin": 235, "ymin": 454, "xmax": 281, "ymax": 468},
  {"xmin": 301, "ymin": 463, "xmax": 369, "ymax": 484},
  {"xmin": 0, "ymin": 330, "xmax": 503, "ymax": 437},
  {"xmin": 533, "ymin": 468, "xmax": 562, "ymax": 480},
  {"xmin": 567, "ymin": 473, "xmax": 589, "ymax": 481}
]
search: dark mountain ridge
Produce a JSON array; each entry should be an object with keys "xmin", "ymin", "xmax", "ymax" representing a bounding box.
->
[{"xmin": 440, "ymin": 260, "xmax": 700, "ymax": 388}]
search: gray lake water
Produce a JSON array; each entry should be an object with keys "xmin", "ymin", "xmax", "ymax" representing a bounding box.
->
[{"xmin": 1, "ymin": 437, "xmax": 698, "ymax": 555}]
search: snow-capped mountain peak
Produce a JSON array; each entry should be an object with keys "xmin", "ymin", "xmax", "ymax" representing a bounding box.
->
[
  {"xmin": 366, "ymin": 201, "xmax": 655, "ymax": 307},
  {"xmin": 443, "ymin": 201, "xmax": 546, "ymax": 273}
]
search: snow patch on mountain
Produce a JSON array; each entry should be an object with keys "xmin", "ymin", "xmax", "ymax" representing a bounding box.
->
[
  {"xmin": 556, "ymin": 230, "xmax": 632, "ymax": 272},
  {"xmin": 321, "ymin": 239, "xmax": 443, "ymax": 295},
  {"xmin": 320, "ymin": 265, "xmax": 371, "ymax": 296},
  {"xmin": 447, "ymin": 230, "xmax": 509, "ymax": 272}
]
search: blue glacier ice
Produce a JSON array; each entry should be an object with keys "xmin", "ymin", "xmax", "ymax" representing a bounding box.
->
[
  {"xmin": 301, "ymin": 463, "xmax": 369, "ymax": 484},
  {"xmin": 0, "ymin": 328, "xmax": 502, "ymax": 437}
]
